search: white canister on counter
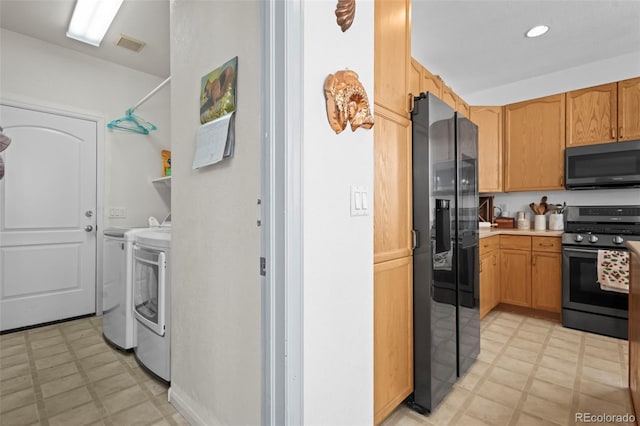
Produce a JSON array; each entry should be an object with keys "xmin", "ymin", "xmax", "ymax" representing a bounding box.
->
[
  {"xmin": 549, "ymin": 213, "xmax": 564, "ymax": 231},
  {"xmin": 517, "ymin": 211, "xmax": 530, "ymax": 229},
  {"xmin": 534, "ymin": 214, "xmax": 547, "ymax": 231}
]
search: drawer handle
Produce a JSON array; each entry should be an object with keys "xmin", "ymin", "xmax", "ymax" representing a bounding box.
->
[{"xmin": 538, "ymin": 243, "xmax": 554, "ymax": 247}]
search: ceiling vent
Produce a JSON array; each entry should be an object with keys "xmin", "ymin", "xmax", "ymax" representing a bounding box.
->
[{"xmin": 115, "ymin": 34, "xmax": 146, "ymax": 52}]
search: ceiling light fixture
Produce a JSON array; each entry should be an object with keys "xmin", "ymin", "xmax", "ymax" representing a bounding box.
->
[
  {"xmin": 525, "ymin": 25, "xmax": 550, "ymax": 38},
  {"xmin": 66, "ymin": 0, "xmax": 124, "ymax": 47}
]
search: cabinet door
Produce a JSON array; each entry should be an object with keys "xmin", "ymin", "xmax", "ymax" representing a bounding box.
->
[
  {"xmin": 374, "ymin": 105, "xmax": 412, "ymax": 263},
  {"xmin": 374, "ymin": 256, "xmax": 413, "ymax": 424},
  {"xmin": 500, "ymin": 249, "xmax": 531, "ymax": 307},
  {"xmin": 504, "ymin": 94, "xmax": 566, "ymax": 192},
  {"xmin": 531, "ymin": 251, "xmax": 562, "ymax": 313},
  {"xmin": 409, "ymin": 58, "xmax": 422, "ymax": 99},
  {"xmin": 421, "ymin": 66, "xmax": 443, "ymax": 98},
  {"xmin": 456, "ymin": 96, "xmax": 470, "ymax": 118},
  {"xmin": 491, "ymin": 252, "xmax": 501, "ymax": 309},
  {"xmin": 441, "ymin": 84, "xmax": 457, "ymax": 110},
  {"xmin": 479, "ymin": 252, "xmax": 492, "ymax": 319},
  {"xmin": 566, "ymin": 83, "xmax": 617, "ymax": 146},
  {"xmin": 374, "ymin": 0, "xmax": 410, "ymax": 116},
  {"xmin": 470, "ymin": 106, "xmax": 503, "ymax": 193},
  {"xmin": 618, "ymin": 77, "xmax": 640, "ymax": 142}
]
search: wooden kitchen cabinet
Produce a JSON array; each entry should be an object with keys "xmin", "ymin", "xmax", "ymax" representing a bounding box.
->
[
  {"xmin": 441, "ymin": 84, "xmax": 457, "ymax": 110},
  {"xmin": 374, "ymin": 105, "xmax": 412, "ymax": 263},
  {"xmin": 504, "ymin": 94, "xmax": 566, "ymax": 192},
  {"xmin": 374, "ymin": 0, "xmax": 411, "ymax": 116},
  {"xmin": 618, "ymin": 77, "xmax": 640, "ymax": 141},
  {"xmin": 374, "ymin": 256, "xmax": 413, "ymax": 425},
  {"xmin": 456, "ymin": 95, "xmax": 470, "ymax": 118},
  {"xmin": 531, "ymin": 251, "xmax": 562, "ymax": 313},
  {"xmin": 480, "ymin": 236, "xmax": 500, "ymax": 319},
  {"xmin": 470, "ymin": 106, "xmax": 503, "ymax": 193},
  {"xmin": 498, "ymin": 235, "xmax": 562, "ymax": 312},
  {"xmin": 500, "ymin": 248, "xmax": 532, "ymax": 307},
  {"xmin": 566, "ymin": 83, "xmax": 617, "ymax": 147},
  {"xmin": 421, "ymin": 66, "xmax": 443, "ymax": 98},
  {"xmin": 409, "ymin": 58, "xmax": 422, "ymax": 99}
]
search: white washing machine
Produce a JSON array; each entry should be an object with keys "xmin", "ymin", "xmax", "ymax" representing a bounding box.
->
[
  {"xmin": 133, "ymin": 227, "xmax": 171, "ymax": 382},
  {"xmin": 102, "ymin": 227, "xmax": 148, "ymax": 350}
]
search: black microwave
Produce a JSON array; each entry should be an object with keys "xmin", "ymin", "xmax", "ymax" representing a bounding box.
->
[{"xmin": 565, "ymin": 139, "xmax": 640, "ymax": 189}]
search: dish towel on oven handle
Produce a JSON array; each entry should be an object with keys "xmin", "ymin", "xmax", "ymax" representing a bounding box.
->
[{"xmin": 597, "ymin": 249, "xmax": 630, "ymax": 294}]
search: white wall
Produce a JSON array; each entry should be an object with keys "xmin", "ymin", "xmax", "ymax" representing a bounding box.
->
[
  {"xmin": 0, "ymin": 29, "xmax": 171, "ymax": 227},
  {"xmin": 302, "ymin": 1, "xmax": 375, "ymax": 424},
  {"xmin": 463, "ymin": 51, "xmax": 640, "ymax": 105},
  {"xmin": 490, "ymin": 188, "xmax": 640, "ymax": 220},
  {"xmin": 168, "ymin": 1, "xmax": 261, "ymax": 424}
]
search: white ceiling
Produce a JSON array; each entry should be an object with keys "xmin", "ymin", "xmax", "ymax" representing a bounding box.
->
[
  {"xmin": 0, "ymin": 0, "xmax": 170, "ymax": 78},
  {"xmin": 412, "ymin": 0, "xmax": 640, "ymax": 98},
  {"xmin": 1, "ymin": 0, "xmax": 639, "ymax": 97}
]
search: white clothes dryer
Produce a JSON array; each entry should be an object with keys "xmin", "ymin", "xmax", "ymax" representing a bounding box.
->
[
  {"xmin": 102, "ymin": 227, "xmax": 148, "ymax": 350},
  {"xmin": 133, "ymin": 227, "xmax": 171, "ymax": 382}
]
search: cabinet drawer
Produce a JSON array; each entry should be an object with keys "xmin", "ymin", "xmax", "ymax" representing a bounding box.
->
[
  {"xmin": 532, "ymin": 236, "xmax": 562, "ymax": 253},
  {"xmin": 480, "ymin": 236, "xmax": 499, "ymax": 255},
  {"xmin": 500, "ymin": 235, "xmax": 531, "ymax": 250}
]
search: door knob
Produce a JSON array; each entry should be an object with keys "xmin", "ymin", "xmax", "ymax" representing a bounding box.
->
[{"xmin": 85, "ymin": 225, "xmax": 93, "ymax": 232}]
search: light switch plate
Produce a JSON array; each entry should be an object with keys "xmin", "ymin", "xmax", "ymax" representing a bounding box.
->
[
  {"xmin": 350, "ymin": 186, "xmax": 369, "ymax": 217},
  {"xmin": 109, "ymin": 207, "xmax": 127, "ymax": 218}
]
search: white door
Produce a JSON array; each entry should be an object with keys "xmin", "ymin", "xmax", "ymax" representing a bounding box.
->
[{"xmin": 0, "ymin": 103, "xmax": 97, "ymax": 331}]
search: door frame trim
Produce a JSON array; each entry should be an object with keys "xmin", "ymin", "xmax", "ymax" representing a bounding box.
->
[
  {"xmin": 0, "ymin": 98, "xmax": 105, "ymax": 315},
  {"xmin": 260, "ymin": 0, "xmax": 304, "ymax": 424}
]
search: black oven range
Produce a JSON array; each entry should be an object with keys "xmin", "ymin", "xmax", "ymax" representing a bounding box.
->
[{"xmin": 562, "ymin": 205, "xmax": 640, "ymax": 340}]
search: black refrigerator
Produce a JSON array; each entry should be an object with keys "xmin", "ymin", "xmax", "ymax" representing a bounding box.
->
[{"xmin": 409, "ymin": 93, "xmax": 480, "ymax": 414}]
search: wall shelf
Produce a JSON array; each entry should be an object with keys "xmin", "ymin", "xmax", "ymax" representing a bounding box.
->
[{"xmin": 152, "ymin": 176, "xmax": 171, "ymax": 187}]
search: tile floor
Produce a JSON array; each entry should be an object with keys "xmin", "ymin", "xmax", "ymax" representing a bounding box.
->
[
  {"xmin": 382, "ymin": 309, "xmax": 635, "ymax": 426},
  {"xmin": 0, "ymin": 316, "xmax": 187, "ymax": 426}
]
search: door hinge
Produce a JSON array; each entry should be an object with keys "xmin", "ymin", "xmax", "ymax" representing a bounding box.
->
[{"xmin": 260, "ymin": 257, "xmax": 266, "ymax": 276}]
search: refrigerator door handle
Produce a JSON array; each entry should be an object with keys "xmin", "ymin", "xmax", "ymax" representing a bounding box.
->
[{"xmin": 412, "ymin": 229, "xmax": 419, "ymax": 250}]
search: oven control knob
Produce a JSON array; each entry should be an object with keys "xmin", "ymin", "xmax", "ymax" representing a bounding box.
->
[
  {"xmin": 589, "ymin": 235, "xmax": 599, "ymax": 243},
  {"xmin": 613, "ymin": 235, "xmax": 624, "ymax": 245},
  {"xmin": 574, "ymin": 234, "xmax": 584, "ymax": 242}
]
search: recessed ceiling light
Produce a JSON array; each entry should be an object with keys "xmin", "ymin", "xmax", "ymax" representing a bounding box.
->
[{"xmin": 525, "ymin": 25, "xmax": 550, "ymax": 38}]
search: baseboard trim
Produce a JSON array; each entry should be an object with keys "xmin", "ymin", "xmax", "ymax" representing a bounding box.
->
[{"xmin": 169, "ymin": 386, "xmax": 214, "ymax": 426}]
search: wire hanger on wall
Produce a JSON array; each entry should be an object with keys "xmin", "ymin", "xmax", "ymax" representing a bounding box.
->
[{"xmin": 107, "ymin": 76, "xmax": 171, "ymax": 135}]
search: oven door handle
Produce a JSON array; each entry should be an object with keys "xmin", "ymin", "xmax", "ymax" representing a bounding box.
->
[{"xmin": 563, "ymin": 247, "xmax": 599, "ymax": 254}]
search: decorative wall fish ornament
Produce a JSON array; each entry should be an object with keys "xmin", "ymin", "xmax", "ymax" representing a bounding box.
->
[{"xmin": 324, "ymin": 70, "xmax": 374, "ymax": 134}]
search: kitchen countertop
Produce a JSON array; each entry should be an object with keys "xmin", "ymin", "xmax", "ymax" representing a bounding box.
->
[
  {"xmin": 479, "ymin": 227, "xmax": 564, "ymax": 239},
  {"xmin": 628, "ymin": 241, "xmax": 640, "ymax": 257}
]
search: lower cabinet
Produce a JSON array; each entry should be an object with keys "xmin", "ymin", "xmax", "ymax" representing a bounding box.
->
[
  {"xmin": 498, "ymin": 235, "xmax": 562, "ymax": 313},
  {"xmin": 480, "ymin": 236, "xmax": 500, "ymax": 319},
  {"xmin": 374, "ymin": 256, "xmax": 413, "ymax": 424}
]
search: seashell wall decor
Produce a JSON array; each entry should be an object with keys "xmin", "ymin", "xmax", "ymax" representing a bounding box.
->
[
  {"xmin": 324, "ymin": 70, "xmax": 374, "ymax": 134},
  {"xmin": 335, "ymin": 0, "xmax": 355, "ymax": 32}
]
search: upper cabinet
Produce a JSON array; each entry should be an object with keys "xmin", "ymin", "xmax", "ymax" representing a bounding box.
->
[
  {"xmin": 504, "ymin": 94, "xmax": 566, "ymax": 192},
  {"xmin": 420, "ymin": 66, "xmax": 443, "ymax": 99},
  {"xmin": 409, "ymin": 58, "xmax": 422, "ymax": 100},
  {"xmin": 470, "ymin": 106, "xmax": 503, "ymax": 193},
  {"xmin": 441, "ymin": 84, "xmax": 457, "ymax": 110},
  {"xmin": 567, "ymin": 77, "xmax": 640, "ymax": 146},
  {"xmin": 456, "ymin": 95, "xmax": 470, "ymax": 118},
  {"xmin": 566, "ymin": 83, "xmax": 617, "ymax": 147},
  {"xmin": 618, "ymin": 77, "xmax": 640, "ymax": 141},
  {"xmin": 375, "ymin": 0, "xmax": 411, "ymax": 117}
]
